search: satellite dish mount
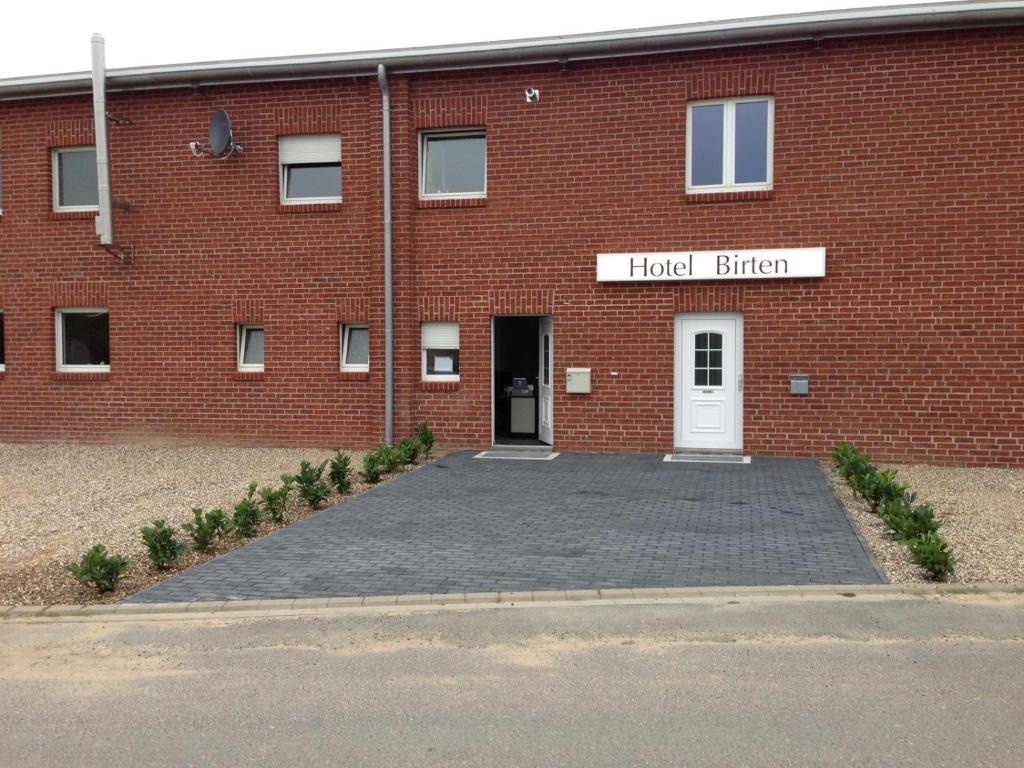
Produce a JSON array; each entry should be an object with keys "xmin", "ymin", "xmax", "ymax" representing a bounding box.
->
[{"xmin": 190, "ymin": 109, "xmax": 244, "ymax": 159}]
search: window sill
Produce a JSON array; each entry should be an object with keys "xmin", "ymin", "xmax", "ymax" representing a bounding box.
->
[
  {"xmin": 232, "ymin": 371, "xmax": 266, "ymax": 382},
  {"xmin": 684, "ymin": 190, "xmax": 774, "ymax": 204},
  {"xmin": 50, "ymin": 209, "xmax": 99, "ymax": 221},
  {"xmin": 419, "ymin": 380, "xmax": 460, "ymax": 392},
  {"xmin": 417, "ymin": 197, "xmax": 487, "ymax": 210},
  {"xmin": 337, "ymin": 371, "xmax": 370, "ymax": 382},
  {"xmin": 277, "ymin": 202, "xmax": 344, "ymax": 214},
  {"xmin": 52, "ymin": 371, "xmax": 110, "ymax": 382}
]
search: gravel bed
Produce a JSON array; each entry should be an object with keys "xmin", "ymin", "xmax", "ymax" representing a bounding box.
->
[
  {"xmin": 822, "ymin": 460, "xmax": 1024, "ymax": 584},
  {"xmin": 0, "ymin": 443, "xmax": 432, "ymax": 605}
]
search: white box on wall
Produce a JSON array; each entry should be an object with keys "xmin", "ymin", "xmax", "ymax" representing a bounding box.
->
[{"xmin": 566, "ymin": 368, "xmax": 591, "ymax": 394}]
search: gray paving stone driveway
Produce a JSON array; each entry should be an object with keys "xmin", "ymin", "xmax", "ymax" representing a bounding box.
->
[{"xmin": 126, "ymin": 452, "xmax": 884, "ymax": 603}]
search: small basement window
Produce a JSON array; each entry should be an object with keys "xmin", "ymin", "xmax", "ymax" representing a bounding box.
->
[
  {"xmin": 340, "ymin": 324, "xmax": 369, "ymax": 372},
  {"xmin": 237, "ymin": 324, "xmax": 265, "ymax": 372},
  {"xmin": 686, "ymin": 97, "xmax": 773, "ymax": 193},
  {"xmin": 421, "ymin": 321, "xmax": 459, "ymax": 381},
  {"xmin": 279, "ymin": 134, "xmax": 342, "ymax": 204},
  {"xmin": 52, "ymin": 147, "xmax": 99, "ymax": 211},
  {"xmin": 55, "ymin": 308, "xmax": 109, "ymax": 372},
  {"xmin": 419, "ymin": 130, "xmax": 486, "ymax": 199}
]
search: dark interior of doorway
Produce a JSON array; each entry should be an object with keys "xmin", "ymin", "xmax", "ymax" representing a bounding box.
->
[{"xmin": 493, "ymin": 316, "xmax": 545, "ymax": 445}]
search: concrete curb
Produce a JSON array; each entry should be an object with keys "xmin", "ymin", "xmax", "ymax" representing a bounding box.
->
[{"xmin": 2, "ymin": 582, "xmax": 1022, "ymax": 621}]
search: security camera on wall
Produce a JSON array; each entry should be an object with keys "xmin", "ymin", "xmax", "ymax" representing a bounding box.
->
[{"xmin": 525, "ymin": 87, "xmax": 540, "ymax": 103}]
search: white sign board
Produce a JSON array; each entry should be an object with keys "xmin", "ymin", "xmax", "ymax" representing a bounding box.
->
[{"xmin": 596, "ymin": 248, "xmax": 826, "ymax": 282}]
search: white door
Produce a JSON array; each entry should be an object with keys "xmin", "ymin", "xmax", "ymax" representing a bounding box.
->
[
  {"xmin": 675, "ymin": 314, "xmax": 743, "ymax": 451},
  {"xmin": 538, "ymin": 316, "xmax": 553, "ymax": 445}
]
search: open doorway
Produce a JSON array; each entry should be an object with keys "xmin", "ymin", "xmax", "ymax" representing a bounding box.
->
[{"xmin": 493, "ymin": 315, "xmax": 553, "ymax": 446}]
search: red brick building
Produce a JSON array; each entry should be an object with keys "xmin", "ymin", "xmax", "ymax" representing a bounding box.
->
[{"xmin": 0, "ymin": 3, "xmax": 1022, "ymax": 465}]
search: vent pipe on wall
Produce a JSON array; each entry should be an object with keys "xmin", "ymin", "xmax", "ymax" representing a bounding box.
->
[
  {"xmin": 90, "ymin": 33, "xmax": 114, "ymax": 249},
  {"xmin": 377, "ymin": 64, "xmax": 394, "ymax": 447}
]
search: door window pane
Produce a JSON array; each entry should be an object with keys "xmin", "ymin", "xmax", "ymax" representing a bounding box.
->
[
  {"xmin": 543, "ymin": 334, "xmax": 551, "ymax": 386},
  {"xmin": 735, "ymin": 100, "xmax": 769, "ymax": 184},
  {"xmin": 694, "ymin": 331, "xmax": 724, "ymax": 388},
  {"xmin": 689, "ymin": 105, "xmax": 724, "ymax": 187},
  {"xmin": 422, "ymin": 133, "xmax": 486, "ymax": 196},
  {"xmin": 57, "ymin": 149, "xmax": 98, "ymax": 208}
]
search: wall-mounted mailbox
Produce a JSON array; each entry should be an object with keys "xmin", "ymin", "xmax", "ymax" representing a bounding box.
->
[
  {"xmin": 566, "ymin": 368, "xmax": 591, "ymax": 394},
  {"xmin": 790, "ymin": 373, "xmax": 809, "ymax": 396}
]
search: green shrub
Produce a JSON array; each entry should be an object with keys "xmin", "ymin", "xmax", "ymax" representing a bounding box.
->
[
  {"xmin": 908, "ymin": 532, "xmax": 956, "ymax": 581},
  {"xmin": 377, "ymin": 444, "xmax": 401, "ymax": 474},
  {"xmin": 833, "ymin": 442, "xmax": 874, "ymax": 483},
  {"xmin": 328, "ymin": 451, "xmax": 352, "ymax": 495},
  {"xmin": 67, "ymin": 544, "xmax": 128, "ymax": 593},
  {"xmin": 232, "ymin": 482, "xmax": 262, "ymax": 537},
  {"xmin": 295, "ymin": 459, "xmax": 331, "ymax": 510},
  {"xmin": 878, "ymin": 499, "xmax": 940, "ymax": 541},
  {"xmin": 259, "ymin": 474, "xmax": 294, "ymax": 524},
  {"xmin": 859, "ymin": 468, "xmax": 907, "ymax": 511},
  {"xmin": 415, "ymin": 421, "xmax": 435, "ymax": 459},
  {"xmin": 140, "ymin": 519, "xmax": 186, "ymax": 569},
  {"xmin": 396, "ymin": 437, "xmax": 420, "ymax": 465},
  {"xmin": 361, "ymin": 450, "xmax": 383, "ymax": 484},
  {"xmin": 182, "ymin": 507, "xmax": 230, "ymax": 551}
]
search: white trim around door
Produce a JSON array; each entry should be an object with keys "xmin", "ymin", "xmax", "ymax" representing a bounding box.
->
[{"xmin": 674, "ymin": 313, "xmax": 743, "ymax": 451}]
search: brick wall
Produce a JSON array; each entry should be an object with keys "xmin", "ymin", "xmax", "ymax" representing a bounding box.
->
[{"xmin": 1, "ymin": 27, "xmax": 1022, "ymax": 466}]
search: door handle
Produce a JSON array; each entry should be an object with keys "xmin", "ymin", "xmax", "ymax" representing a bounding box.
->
[{"xmin": 738, "ymin": 376, "xmax": 743, "ymax": 391}]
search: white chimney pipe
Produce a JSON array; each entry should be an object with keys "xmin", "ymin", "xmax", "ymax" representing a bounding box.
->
[{"xmin": 91, "ymin": 33, "xmax": 113, "ymax": 247}]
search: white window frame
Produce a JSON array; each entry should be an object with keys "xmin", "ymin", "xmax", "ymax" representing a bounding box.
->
[
  {"xmin": 418, "ymin": 129, "xmax": 487, "ymax": 201},
  {"xmin": 52, "ymin": 146, "xmax": 99, "ymax": 212},
  {"xmin": 685, "ymin": 96, "xmax": 774, "ymax": 194},
  {"xmin": 55, "ymin": 307, "xmax": 110, "ymax": 373},
  {"xmin": 236, "ymin": 324, "xmax": 265, "ymax": 373},
  {"xmin": 0, "ymin": 309, "xmax": 5, "ymax": 372},
  {"xmin": 421, "ymin": 322, "xmax": 460, "ymax": 382},
  {"xmin": 340, "ymin": 323, "xmax": 369, "ymax": 372},
  {"xmin": 278, "ymin": 134, "xmax": 343, "ymax": 206}
]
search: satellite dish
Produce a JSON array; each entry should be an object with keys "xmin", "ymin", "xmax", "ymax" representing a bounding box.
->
[
  {"xmin": 208, "ymin": 110, "xmax": 236, "ymax": 158},
  {"xmin": 187, "ymin": 109, "xmax": 244, "ymax": 160}
]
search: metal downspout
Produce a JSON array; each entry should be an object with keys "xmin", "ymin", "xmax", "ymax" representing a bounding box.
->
[{"xmin": 377, "ymin": 64, "xmax": 394, "ymax": 446}]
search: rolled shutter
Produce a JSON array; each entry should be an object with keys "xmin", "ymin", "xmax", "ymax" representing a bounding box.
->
[
  {"xmin": 421, "ymin": 322, "xmax": 459, "ymax": 349},
  {"xmin": 279, "ymin": 134, "xmax": 341, "ymax": 164}
]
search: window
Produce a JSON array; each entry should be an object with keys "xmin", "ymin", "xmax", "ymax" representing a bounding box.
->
[
  {"xmin": 237, "ymin": 324, "xmax": 265, "ymax": 372},
  {"xmin": 341, "ymin": 324, "xmax": 369, "ymax": 372},
  {"xmin": 0, "ymin": 310, "xmax": 5, "ymax": 372},
  {"xmin": 694, "ymin": 332, "xmax": 723, "ymax": 387},
  {"xmin": 421, "ymin": 321, "xmax": 459, "ymax": 381},
  {"xmin": 686, "ymin": 97, "xmax": 773, "ymax": 193},
  {"xmin": 52, "ymin": 147, "xmax": 99, "ymax": 211},
  {"xmin": 419, "ymin": 130, "xmax": 486, "ymax": 199},
  {"xmin": 279, "ymin": 135, "xmax": 342, "ymax": 204},
  {"xmin": 55, "ymin": 308, "xmax": 109, "ymax": 372}
]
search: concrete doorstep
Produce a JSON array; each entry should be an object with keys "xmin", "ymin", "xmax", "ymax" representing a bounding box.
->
[{"xmin": 2, "ymin": 583, "xmax": 1022, "ymax": 622}]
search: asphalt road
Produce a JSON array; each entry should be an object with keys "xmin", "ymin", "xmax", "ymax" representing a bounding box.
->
[{"xmin": 2, "ymin": 594, "xmax": 1023, "ymax": 767}]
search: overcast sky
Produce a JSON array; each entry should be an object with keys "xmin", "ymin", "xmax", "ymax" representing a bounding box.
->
[{"xmin": 2, "ymin": 0, "xmax": 940, "ymax": 79}]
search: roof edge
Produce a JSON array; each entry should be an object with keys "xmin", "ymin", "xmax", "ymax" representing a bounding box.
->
[{"xmin": 1, "ymin": 2, "xmax": 1023, "ymax": 101}]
